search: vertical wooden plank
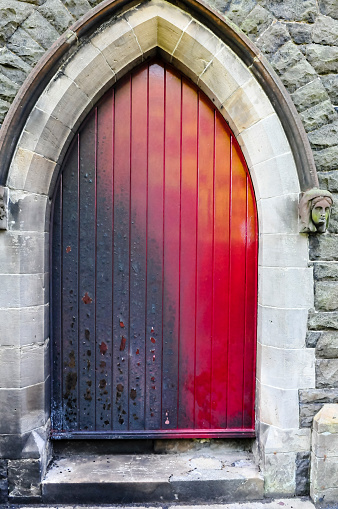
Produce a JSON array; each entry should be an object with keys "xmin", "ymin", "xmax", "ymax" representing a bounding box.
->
[
  {"xmin": 162, "ymin": 67, "xmax": 181, "ymax": 430},
  {"xmin": 195, "ymin": 94, "xmax": 214, "ymax": 429},
  {"xmin": 51, "ymin": 178, "xmax": 62, "ymax": 431},
  {"xmin": 112, "ymin": 77, "xmax": 131, "ymax": 431},
  {"xmin": 129, "ymin": 67, "xmax": 148, "ymax": 430},
  {"xmin": 62, "ymin": 143, "xmax": 80, "ymax": 431},
  {"xmin": 146, "ymin": 62, "xmax": 165, "ymax": 430},
  {"xmin": 227, "ymin": 141, "xmax": 247, "ymax": 428},
  {"xmin": 78, "ymin": 113, "xmax": 96, "ymax": 432},
  {"xmin": 178, "ymin": 78, "xmax": 198, "ymax": 430},
  {"xmin": 211, "ymin": 114, "xmax": 231, "ymax": 429},
  {"xmin": 95, "ymin": 91, "xmax": 114, "ymax": 431},
  {"xmin": 243, "ymin": 175, "xmax": 257, "ymax": 429}
]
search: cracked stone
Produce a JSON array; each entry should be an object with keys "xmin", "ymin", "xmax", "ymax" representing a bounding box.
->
[{"xmin": 256, "ymin": 22, "xmax": 291, "ymax": 54}]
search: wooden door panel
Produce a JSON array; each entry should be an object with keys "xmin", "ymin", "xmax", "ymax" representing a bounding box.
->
[{"xmin": 51, "ymin": 60, "xmax": 258, "ymax": 438}]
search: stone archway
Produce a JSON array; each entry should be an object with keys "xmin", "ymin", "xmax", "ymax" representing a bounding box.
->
[{"xmin": 0, "ymin": 0, "xmax": 316, "ymax": 497}]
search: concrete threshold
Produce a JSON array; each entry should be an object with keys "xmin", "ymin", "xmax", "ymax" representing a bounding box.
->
[{"xmin": 41, "ymin": 451, "xmax": 264, "ymax": 504}]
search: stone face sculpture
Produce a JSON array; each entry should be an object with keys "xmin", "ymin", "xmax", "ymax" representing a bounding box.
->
[{"xmin": 299, "ymin": 188, "xmax": 333, "ymax": 233}]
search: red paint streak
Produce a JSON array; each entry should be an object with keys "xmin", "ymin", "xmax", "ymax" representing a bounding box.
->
[
  {"xmin": 82, "ymin": 292, "xmax": 92, "ymax": 304},
  {"xmin": 136, "ymin": 348, "xmax": 140, "ymax": 355},
  {"xmin": 120, "ymin": 320, "xmax": 125, "ymax": 328},
  {"xmin": 150, "ymin": 337, "xmax": 156, "ymax": 344},
  {"xmin": 66, "ymin": 246, "xmax": 71, "ymax": 253},
  {"xmin": 120, "ymin": 336, "xmax": 127, "ymax": 351},
  {"xmin": 99, "ymin": 342, "xmax": 108, "ymax": 355}
]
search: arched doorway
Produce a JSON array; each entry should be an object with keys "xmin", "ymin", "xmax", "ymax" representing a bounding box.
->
[{"xmin": 51, "ymin": 60, "xmax": 258, "ymax": 438}]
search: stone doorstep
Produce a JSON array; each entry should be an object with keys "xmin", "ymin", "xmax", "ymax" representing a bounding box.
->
[{"xmin": 41, "ymin": 451, "xmax": 264, "ymax": 504}]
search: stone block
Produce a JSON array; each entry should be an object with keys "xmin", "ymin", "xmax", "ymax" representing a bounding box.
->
[
  {"xmin": 316, "ymin": 359, "xmax": 338, "ymax": 388},
  {"xmin": 8, "ymin": 458, "xmax": 41, "ymax": 500},
  {"xmin": 0, "ymin": 304, "xmax": 48, "ymax": 348},
  {"xmin": 321, "ymin": 74, "xmax": 338, "ymax": 104},
  {"xmin": 90, "ymin": 18, "xmax": 142, "ymax": 81},
  {"xmin": 62, "ymin": 0, "xmax": 91, "ymax": 18},
  {"xmin": 299, "ymin": 402, "xmax": 324, "ymax": 427},
  {"xmin": 315, "ymin": 281, "xmax": 338, "ymax": 311},
  {"xmin": 300, "ymin": 100, "xmax": 337, "ymax": 133},
  {"xmin": 38, "ymin": 0, "xmax": 74, "ymax": 33},
  {"xmin": 304, "ymin": 44, "xmax": 338, "ymax": 74},
  {"xmin": 8, "ymin": 148, "xmax": 57, "ymax": 196},
  {"xmin": 222, "ymin": 77, "xmax": 274, "ymax": 135},
  {"xmin": 0, "ymin": 97, "xmax": 10, "ymax": 123},
  {"xmin": 258, "ymin": 422, "xmax": 311, "ymax": 454},
  {"xmin": 259, "ymin": 383, "xmax": 300, "ymax": 428},
  {"xmin": 0, "ymin": 342, "xmax": 47, "ymax": 389},
  {"xmin": 223, "ymin": 0, "xmax": 256, "ymax": 26},
  {"xmin": 7, "ymin": 28, "xmax": 45, "ymax": 67},
  {"xmin": 262, "ymin": 0, "xmax": 317, "ymax": 22},
  {"xmin": 270, "ymin": 41, "xmax": 306, "ymax": 75},
  {"xmin": 295, "ymin": 451, "xmax": 310, "ymax": 496},
  {"xmin": 263, "ymin": 451, "xmax": 297, "ymax": 496},
  {"xmin": 238, "ymin": 114, "xmax": 290, "ymax": 169},
  {"xmin": 250, "ymin": 152, "xmax": 300, "ymax": 201},
  {"xmin": 0, "ymin": 46, "xmax": 31, "ymax": 86},
  {"xmin": 313, "ymin": 15, "xmax": 338, "ymax": 45},
  {"xmin": 316, "ymin": 331, "xmax": 338, "ymax": 358},
  {"xmin": 310, "ymin": 234, "xmax": 338, "ymax": 261},
  {"xmin": 306, "ymin": 331, "xmax": 321, "ymax": 348},
  {"xmin": 314, "ymin": 262, "xmax": 338, "ymax": 280},
  {"xmin": 22, "ymin": 11, "xmax": 59, "ymax": 50},
  {"xmin": 0, "ymin": 273, "xmax": 46, "ymax": 308},
  {"xmin": 318, "ymin": 170, "xmax": 338, "ymax": 193},
  {"xmin": 308, "ymin": 311, "xmax": 338, "ymax": 330},
  {"xmin": 299, "ymin": 390, "xmax": 338, "ymax": 427},
  {"xmin": 280, "ymin": 59, "xmax": 318, "ymax": 94},
  {"xmin": 312, "ymin": 428, "xmax": 338, "ymax": 458},
  {"xmin": 0, "ymin": 421, "xmax": 50, "ymax": 459},
  {"xmin": 257, "ymin": 344, "xmax": 315, "ymax": 389},
  {"xmin": 314, "ymin": 404, "xmax": 338, "ymax": 433},
  {"xmin": 19, "ymin": 107, "xmax": 71, "ymax": 164},
  {"xmin": 291, "ymin": 78, "xmax": 329, "ymax": 112},
  {"xmin": 259, "ymin": 233, "xmax": 308, "ymax": 268},
  {"xmin": 287, "ymin": 22, "xmax": 313, "ymax": 45},
  {"xmin": 0, "ymin": 72, "xmax": 20, "ymax": 103},
  {"xmin": 199, "ymin": 45, "xmax": 251, "ymax": 108},
  {"xmin": 258, "ymin": 305, "xmax": 308, "ymax": 349},
  {"xmin": 8, "ymin": 191, "xmax": 49, "ymax": 233},
  {"xmin": 308, "ymin": 120, "xmax": 338, "ymax": 149},
  {"xmin": 0, "ymin": 231, "xmax": 46, "ymax": 274},
  {"xmin": 258, "ymin": 266, "xmax": 313, "ymax": 308},
  {"xmin": 0, "ymin": 459, "xmax": 7, "ymax": 502},
  {"xmin": 240, "ymin": 5, "xmax": 274, "ymax": 39},
  {"xmin": 0, "ymin": 0, "xmax": 34, "ymax": 42},
  {"xmin": 319, "ymin": 0, "xmax": 338, "ymax": 19},
  {"xmin": 256, "ymin": 21, "xmax": 291, "ymax": 54},
  {"xmin": 313, "ymin": 145, "xmax": 338, "ymax": 172},
  {"xmin": 35, "ymin": 72, "xmax": 91, "ymax": 131}
]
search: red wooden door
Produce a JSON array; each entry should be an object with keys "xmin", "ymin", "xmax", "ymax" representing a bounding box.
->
[{"xmin": 51, "ymin": 60, "xmax": 258, "ymax": 438}]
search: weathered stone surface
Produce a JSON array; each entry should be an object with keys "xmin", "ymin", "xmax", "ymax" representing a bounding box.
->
[
  {"xmin": 306, "ymin": 331, "xmax": 322, "ymax": 348},
  {"xmin": 38, "ymin": 0, "xmax": 74, "ymax": 33},
  {"xmin": 0, "ymin": 46, "xmax": 31, "ymax": 85},
  {"xmin": 308, "ymin": 310, "xmax": 338, "ymax": 330},
  {"xmin": 7, "ymin": 28, "xmax": 45, "ymax": 66},
  {"xmin": 0, "ymin": 460, "xmax": 8, "ymax": 503},
  {"xmin": 8, "ymin": 459, "xmax": 41, "ymax": 500},
  {"xmin": 315, "ymin": 281, "xmax": 338, "ymax": 311},
  {"xmin": 0, "ymin": 0, "xmax": 34, "ymax": 42},
  {"xmin": 62, "ymin": 0, "xmax": 91, "ymax": 18},
  {"xmin": 291, "ymin": 79, "xmax": 330, "ymax": 112},
  {"xmin": 313, "ymin": 15, "xmax": 338, "ymax": 45},
  {"xmin": 257, "ymin": 0, "xmax": 318, "ymax": 23},
  {"xmin": 0, "ymin": 97, "xmax": 10, "ymax": 123},
  {"xmin": 280, "ymin": 59, "xmax": 318, "ymax": 93},
  {"xmin": 314, "ymin": 261, "xmax": 338, "ymax": 280},
  {"xmin": 303, "ymin": 44, "xmax": 338, "ymax": 74},
  {"xmin": 300, "ymin": 388, "xmax": 338, "ymax": 403},
  {"xmin": 316, "ymin": 331, "xmax": 338, "ymax": 358},
  {"xmin": 318, "ymin": 170, "xmax": 338, "ymax": 192},
  {"xmin": 221, "ymin": 0, "xmax": 256, "ymax": 26},
  {"xmin": 318, "ymin": 0, "xmax": 338, "ymax": 20},
  {"xmin": 321, "ymin": 74, "xmax": 338, "ymax": 104},
  {"xmin": 0, "ymin": 73, "xmax": 20, "ymax": 102},
  {"xmin": 287, "ymin": 22, "xmax": 312, "ymax": 44},
  {"xmin": 300, "ymin": 402, "xmax": 325, "ymax": 427},
  {"xmin": 256, "ymin": 22, "xmax": 291, "ymax": 54},
  {"xmin": 22, "ymin": 11, "xmax": 60, "ymax": 50},
  {"xmin": 308, "ymin": 119, "xmax": 338, "ymax": 149},
  {"xmin": 270, "ymin": 41, "xmax": 305, "ymax": 74},
  {"xmin": 240, "ymin": 5, "xmax": 274, "ymax": 40},
  {"xmin": 300, "ymin": 100, "xmax": 337, "ymax": 132},
  {"xmin": 310, "ymin": 234, "xmax": 338, "ymax": 261},
  {"xmin": 313, "ymin": 145, "xmax": 338, "ymax": 171},
  {"xmin": 295, "ymin": 452, "xmax": 310, "ymax": 496},
  {"xmin": 316, "ymin": 359, "xmax": 338, "ymax": 387}
]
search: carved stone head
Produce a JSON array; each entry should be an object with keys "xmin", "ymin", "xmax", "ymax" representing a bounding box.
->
[{"xmin": 299, "ymin": 188, "xmax": 333, "ymax": 233}]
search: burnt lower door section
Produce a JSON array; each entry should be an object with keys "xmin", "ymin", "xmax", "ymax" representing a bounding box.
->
[{"xmin": 51, "ymin": 61, "xmax": 258, "ymax": 438}]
